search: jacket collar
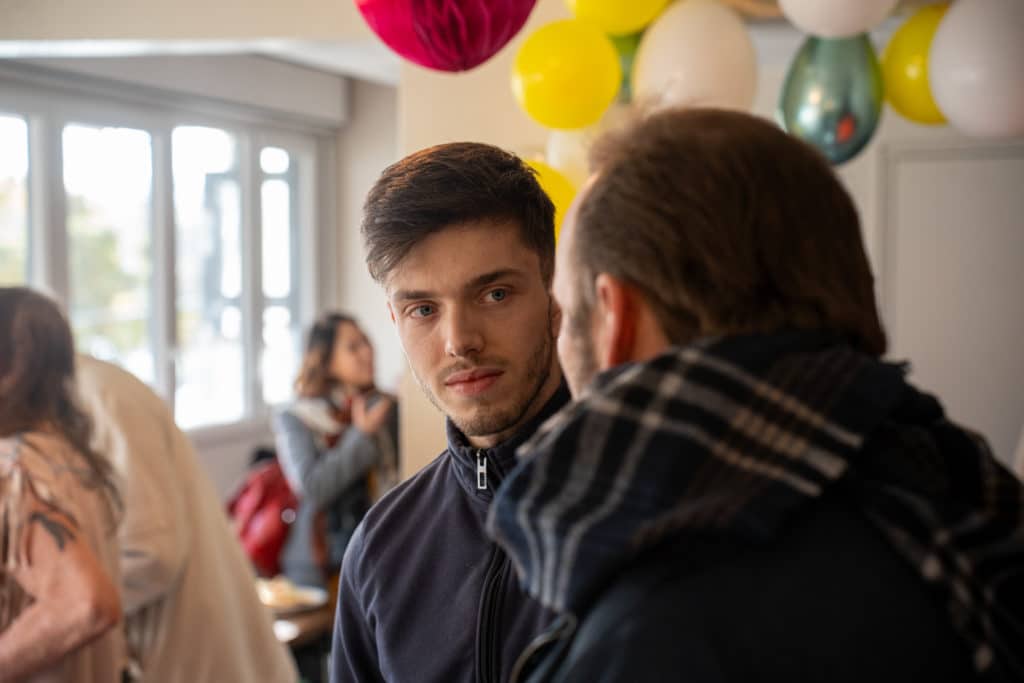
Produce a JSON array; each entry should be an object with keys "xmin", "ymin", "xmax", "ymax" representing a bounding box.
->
[
  {"xmin": 488, "ymin": 333, "xmax": 910, "ymax": 612},
  {"xmin": 447, "ymin": 381, "xmax": 571, "ymax": 502}
]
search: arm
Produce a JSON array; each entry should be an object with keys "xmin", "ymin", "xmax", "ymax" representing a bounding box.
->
[
  {"xmin": 120, "ymin": 524, "xmax": 186, "ymax": 616},
  {"xmin": 273, "ymin": 411, "xmax": 378, "ymax": 506},
  {"xmin": 330, "ymin": 524, "xmax": 385, "ymax": 683},
  {"xmin": 0, "ymin": 495, "xmax": 121, "ymax": 681},
  {"xmin": 94, "ymin": 400, "xmax": 189, "ymax": 615}
]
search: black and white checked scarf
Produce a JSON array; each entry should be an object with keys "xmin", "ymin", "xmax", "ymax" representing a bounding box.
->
[{"xmin": 488, "ymin": 333, "xmax": 1024, "ymax": 680}]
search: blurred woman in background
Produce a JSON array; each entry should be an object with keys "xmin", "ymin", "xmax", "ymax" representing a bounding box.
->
[
  {"xmin": 0, "ymin": 287, "xmax": 124, "ymax": 682},
  {"xmin": 273, "ymin": 312, "xmax": 398, "ymax": 589}
]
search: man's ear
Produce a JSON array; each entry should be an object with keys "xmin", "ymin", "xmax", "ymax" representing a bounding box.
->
[
  {"xmin": 549, "ymin": 293, "xmax": 562, "ymax": 340},
  {"xmin": 386, "ymin": 301, "xmax": 396, "ymax": 325},
  {"xmin": 593, "ymin": 273, "xmax": 639, "ymax": 369}
]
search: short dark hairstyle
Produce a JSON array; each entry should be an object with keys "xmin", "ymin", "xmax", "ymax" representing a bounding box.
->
[
  {"xmin": 574, "ymin": 107, "xmax": 887, "ymax": 356},
  {"xmin": 362, "ymin": 142, "xmax": 556, "ymax": 286}
]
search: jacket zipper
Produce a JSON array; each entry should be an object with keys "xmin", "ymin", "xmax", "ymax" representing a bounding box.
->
[
  {"xmin": 475, "ymin": 448, "xmax": 507, "ymax": 682},
  {"xmin": 476, "ymin": 543, "xmax": 509, "ymax": 683},
  {"xmin": 509, "ymin": 612, "xmax": 579, "ymax": 683},
  {"xmin": 477, "ymin": 449, "xmax": 488, "ymax": 490}
]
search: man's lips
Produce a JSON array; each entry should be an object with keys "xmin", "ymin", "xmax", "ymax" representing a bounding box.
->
[
  {"xmin": 445, "ymin": 368, "xmax": 503, "ymax": 385},
  {"xmin": 444, "ymin": 368, "xmax": 504, "ymax": 396}
]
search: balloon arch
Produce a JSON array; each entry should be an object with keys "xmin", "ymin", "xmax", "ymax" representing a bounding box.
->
[{"xmin": 357, "ymin": 0, "xmax": 1024, "ymax": 229}]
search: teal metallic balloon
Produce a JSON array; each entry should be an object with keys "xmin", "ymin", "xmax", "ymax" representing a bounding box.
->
[{"xmin": 778, "ymin": 34, "xmax": 884, "ymax": 165}]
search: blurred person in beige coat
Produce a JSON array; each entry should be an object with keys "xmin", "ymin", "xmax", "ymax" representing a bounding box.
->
[{"xmin": 75, "ymin": 354, "xmax": 299, "ymax": 683}]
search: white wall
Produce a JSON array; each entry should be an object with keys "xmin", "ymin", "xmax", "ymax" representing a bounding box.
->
[{"xmin": 335, "ymin": 79, "xmax": 402, "ymax": 392}]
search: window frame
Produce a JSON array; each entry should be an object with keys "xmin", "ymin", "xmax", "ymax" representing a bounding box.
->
[
  {"xmin": 0, "ymin": 111, "xmax": 33, "ymax": 285},
  {"xmin": 0, "ymin": 64, "xmax": 335, "ymax": 443}
]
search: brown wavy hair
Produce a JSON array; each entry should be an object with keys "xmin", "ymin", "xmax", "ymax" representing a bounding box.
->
[
  {"xmin": 293, "ymin": 312, "xmax": 365, "ymax": 399},
  {"xmin": 0, "ymin": 287, "xmax": 121, "ymax": 515},
  {"xmin": 574, "ymin": 107, "xmax": 886, "ymax": 356}
]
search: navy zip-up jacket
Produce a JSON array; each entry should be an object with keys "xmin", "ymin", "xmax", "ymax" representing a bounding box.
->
[{"xmin": 330, "ymin": 384, "xmax": 569, "ymax": 683}]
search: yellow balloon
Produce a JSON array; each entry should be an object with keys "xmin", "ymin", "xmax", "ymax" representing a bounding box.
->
[
  {"xmin": 512, "ymin": 20, "xmax": 622, "ymax": 130},
  {"xmin": 527, "ymin": 159, "xmax": 577, "ymax": 242},
  {"xmin": 883, "ymin": 4, "xmax": 949, "ymax": 125},
  {"xmin": 566, "ymin": 0, "xmax": 670, "ymax": 36}
]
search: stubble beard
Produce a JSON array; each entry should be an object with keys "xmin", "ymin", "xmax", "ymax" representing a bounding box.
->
[{"xmin": 413, "ymin": 329, "xmax": 556, "ymax": 443}]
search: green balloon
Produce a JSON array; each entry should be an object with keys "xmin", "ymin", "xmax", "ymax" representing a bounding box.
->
[
  {"xmin": 611, "ymin": 32, "xmax": 642, "ymax": 103},
  {"xmin": 778, "ymin": 34, "xmax": 884, "ymax": 165}
]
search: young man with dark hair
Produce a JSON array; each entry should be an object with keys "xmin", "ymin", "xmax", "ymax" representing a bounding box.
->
[
  {"xmin": 488, "ymin": 108, "xmax": 1024, "ymax": 682},
  {"xmin": 331, "ymin": 142, "xmax": 568, "ymax": 682}
]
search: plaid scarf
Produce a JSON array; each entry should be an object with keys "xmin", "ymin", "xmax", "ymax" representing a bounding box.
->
[{"xmin": 488, "ymin": 333, "xmax": 1024, "ymax": 681}]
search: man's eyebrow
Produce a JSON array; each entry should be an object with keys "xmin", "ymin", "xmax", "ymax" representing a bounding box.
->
[
  {"xmin": 391, "ymin": 269, "xmax": 526, "ymax": 303},
  {"xmin": 391, "ymin": 288, "xmax": 435, "ymax": 303},
  {"xmin": 463, "ymin": 269, "xmax": 525, "ymax": 292}
]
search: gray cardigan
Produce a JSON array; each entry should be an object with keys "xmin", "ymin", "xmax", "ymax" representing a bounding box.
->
[{"xmin": 273, "ymin": 395, "xmax": 398, "ymax": 588}]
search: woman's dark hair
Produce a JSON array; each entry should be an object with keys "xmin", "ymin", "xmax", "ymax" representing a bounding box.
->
[
  {"xmin": 294, "ymin": 312, "xmax": 361, "ymax": 398},
  {"xmin": 0, "ymin": 287, "xmax": 121, "ymax": 514},
  {"xmin": 362, "ymin": 141, "xmax": 556, "ymax": 287}
]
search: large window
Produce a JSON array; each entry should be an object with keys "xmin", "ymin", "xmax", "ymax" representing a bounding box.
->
[
  {"xmin": 0, "ymin": 115, "xmax": 29, "ymax": 285},
  {"xmin": 173, "ymin": 125, "xmax": 246, "ymax": 428},
  {"xmin": 64, "ymin": 124, "xmax": 156, "ymax": 383},
  {"xmin": 260, "ymin": 146, "xmax": 304, "ymax": 407},
  {"xmin": 1, "ymin": 81, "xmax": 322, "ymax": 432}
]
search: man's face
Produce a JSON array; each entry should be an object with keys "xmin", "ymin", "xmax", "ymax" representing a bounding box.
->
[
  {"xmin": 553, "ymin": 195, "xmax": 601, "ymax": 398},
  {"xmin": 386, "ymin": 220, "xmax": 560, "ymax": 447}
]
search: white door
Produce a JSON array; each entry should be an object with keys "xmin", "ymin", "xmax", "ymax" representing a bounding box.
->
[{"xmin": 878, "ymin": 142, "xmax": 1024, "ymax": 465}]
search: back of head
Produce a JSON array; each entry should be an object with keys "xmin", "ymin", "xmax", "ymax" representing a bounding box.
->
[
  {"xmin": 576, "ymin": 107, "xmax": 886, "ymax": 356},
  {"xmin": 362, "ymin": 141, "xmax": 556, "ymax": 286},
  {"xmin": 0, "ymin": 287, "xmax": 80, "ymax": 435},
  {"xmin": 0, "ymin": 287, "xmax": 120, "ymax": 508}
]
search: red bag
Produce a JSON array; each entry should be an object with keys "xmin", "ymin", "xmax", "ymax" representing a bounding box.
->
[{"xmin": 228, "ymin": 460, "xmax": 298, "ymax": 577}]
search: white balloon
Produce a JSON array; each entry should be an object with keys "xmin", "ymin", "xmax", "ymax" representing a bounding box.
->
[
  {"xmin": 546, "ymin": 130, "xmax": 591, "ymax": 188},
  {"xmin": 929, "ymin": 0, "xmax": 1024, "ymax": 138},
  {"xmin": 632, "ymin": 0, "xmax": 757, "ymax": 112},
  {"xmin": 544, "ymin": 104, "xmax": 632, "ymax": 186},
  {"xmin": 779, "ymin": 0, "xmax": 898, "ymax": 38}
]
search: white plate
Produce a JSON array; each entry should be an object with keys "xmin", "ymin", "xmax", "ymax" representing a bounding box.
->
[
  {"xmin": 257, "ymin": 578, "xmax": 330, "ymax": 616},
  {"xmin": 273, "ymin": 620, "xmax": 301, "ymax": 642},
  {"xmin": 272, "ymin": 585, "xmax": 328, "ymax": 616}
]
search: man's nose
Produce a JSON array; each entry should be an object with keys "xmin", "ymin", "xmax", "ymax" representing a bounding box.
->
[{"xmin": 443, "ymin": 305, "xmax": 484, "ymax": 358}]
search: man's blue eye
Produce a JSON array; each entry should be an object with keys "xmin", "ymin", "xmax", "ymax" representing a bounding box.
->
[
  {"xmin": 488, "ymin": 289, "xmax": 507, "ymax": 302},
  {"xmin": 412, "ymin": 305, "xmax": 434, "ymax": 318}
]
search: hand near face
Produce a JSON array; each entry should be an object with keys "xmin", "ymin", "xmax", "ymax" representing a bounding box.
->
[{"xmin": 351, "ymin": 394, "xmax": 393, "ymax": 435}]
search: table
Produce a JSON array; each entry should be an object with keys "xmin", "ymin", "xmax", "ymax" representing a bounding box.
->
[{"xmin": 275, "ymin": 605, "xmax": 333, "ymax": 682}]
